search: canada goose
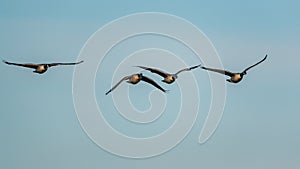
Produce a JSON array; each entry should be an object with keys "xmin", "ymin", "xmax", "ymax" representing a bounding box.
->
[
  {"xmin": 201, "ymin": 55, "xmax": 267, "ymax": 83},
  {"xmin": 105, "ymin": 73, "xmax": 167, "ymax": 95},
  {"xmin": 3, "ymin": 60, "xmax": 83, "ymax": 74},
  {"xmin": 135, "ymin": 64, "xmax": 201, "ymax": 84}
]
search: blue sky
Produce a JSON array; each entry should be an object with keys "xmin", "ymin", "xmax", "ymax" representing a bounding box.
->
[{"xmin": 0, "ymin": 0, "xmax": 299, "ymax": 168}]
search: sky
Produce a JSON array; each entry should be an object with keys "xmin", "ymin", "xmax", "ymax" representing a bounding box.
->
[{"xmin": 0, "ymin": 0, "xmax": 299, "ymax": 169}]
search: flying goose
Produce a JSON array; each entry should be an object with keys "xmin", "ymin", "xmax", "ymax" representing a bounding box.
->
[
  {"xmin": 135, "ymin": 64, "xmax": 201, "ymax": 84},
  {"xmin": 105, "ymin": 73, "xmax": 167, "ymax": 95},
  {"xmin": 201, "ymin": 55, "xmax": 267, "ymax": 83},
  {"xmin": 3, "ymin": 60, "xmax": 84, "ymax": 74}
]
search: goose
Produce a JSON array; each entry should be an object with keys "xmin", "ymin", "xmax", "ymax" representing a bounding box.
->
[
  {"xmin": 201, "ymin": 55, "xmax": 267, "ymax": 83},
  {"xmin": 105, "ymin": 73, "xmax": 167, "ymax": 95},
  {"xmin": 135, "ymin": 64, "xmax": 201, "ymax": 84},
  {"xmin": 3, "ymin": 60, "xmax": 83, "ymax": 74}
]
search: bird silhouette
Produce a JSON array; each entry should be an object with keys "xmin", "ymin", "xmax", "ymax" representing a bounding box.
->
[
  {"xmin": 135, "ymin": 64, "xmax": 201, "ymax": 84},
  {"xmin": 3, "ymin": 60, "xmax": 84, "ymax": 74},
  {"xmin": 105, "ymin": 73, "xmax": 167, "ymax": 95},
  {"xmin": 201, "ymin": 55, "xmax": 267, "ymax": 83}
]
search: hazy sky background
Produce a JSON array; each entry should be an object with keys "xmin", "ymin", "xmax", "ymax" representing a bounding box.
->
[{"xmin": 0, "ymin": 0, "xmax": 299, "ymax": 169}]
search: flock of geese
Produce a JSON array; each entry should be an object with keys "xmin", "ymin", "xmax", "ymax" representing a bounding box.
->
[{"xmin": 3, "ymin": 54, "xmax": 267, "ymax": 95}]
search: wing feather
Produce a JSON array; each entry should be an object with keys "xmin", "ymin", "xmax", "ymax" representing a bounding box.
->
[
  {"xmin": 3, "ymin": 60, "xmax": 39, "ymax": 69},
  {"xmin": 141, "ymin": 75, "xmax": 167, "ymax": 92},
  {"xmin": 201, "ymin": 66, "xmax": 234, "ymax": 77},
  {"xmin": 105, "ymin": 76, "xmax": 130, "ymax": 95},
  {"xmin": 135, "ymin": 66, "xmax": 168, "ymax": 78},
  {"xmin": 175, "ymin": 64, "xmax": 201, "ymax": 76},
  {"xmin": 48, "ymin": 60, "xmax": 84, "ymax": 67},
  {"xmin": 242, "ymin": 55, "xmax": 267, "ymax": 73}
]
